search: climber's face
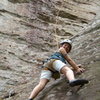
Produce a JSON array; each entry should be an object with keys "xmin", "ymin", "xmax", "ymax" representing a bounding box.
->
[{"xmin": 62, "ymin": 43, "xmax": 71, "ymax": 53}]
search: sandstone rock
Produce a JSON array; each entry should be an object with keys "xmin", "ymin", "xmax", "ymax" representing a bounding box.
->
[{"xmin": 0, "ymin": 0, "xmax": 100, "ymax": 100}]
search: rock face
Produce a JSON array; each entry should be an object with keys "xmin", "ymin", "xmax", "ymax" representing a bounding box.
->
[
  {"xmin": 37, "ymin": 22, "xmax": 100, "ymax": 100},
  {"xmin": 0, "ymin": 0, "xmax": 100, "ymax": 100}
]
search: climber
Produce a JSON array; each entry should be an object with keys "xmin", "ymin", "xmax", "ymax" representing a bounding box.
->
[{"xmin": 28, "ymin": 39, "xmax": 88, "ymax": 100}]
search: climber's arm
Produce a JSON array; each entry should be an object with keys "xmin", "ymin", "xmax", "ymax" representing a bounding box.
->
[{"xmin": 59, "ymin": 48, "xmax": 85, "ymax": 73}]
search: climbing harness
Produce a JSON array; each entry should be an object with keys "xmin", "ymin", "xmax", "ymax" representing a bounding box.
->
[{"xmin": 42, "ymin": 58, "xmax": 60, "ymax": 80}]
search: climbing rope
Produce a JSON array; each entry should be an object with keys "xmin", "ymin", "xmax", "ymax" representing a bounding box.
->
[{"xmin": 53, "ymin": 0, "xmax": 65, "ymax": 48}]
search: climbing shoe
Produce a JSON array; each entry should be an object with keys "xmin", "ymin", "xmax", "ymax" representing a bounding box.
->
[
  {"xmin": 28, "ymin": 99, "xmax": 33, "ymax": 100},
  {"xmin": 69, "ymin": 79, "xmax": 89, "ymax": 87}
]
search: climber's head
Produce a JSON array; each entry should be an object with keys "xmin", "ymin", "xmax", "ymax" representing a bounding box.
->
[{"xmin": 59, "ymin": 39, "xmax": 72, "ymax": 53}]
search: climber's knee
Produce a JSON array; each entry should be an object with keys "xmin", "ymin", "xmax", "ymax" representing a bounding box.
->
[
  {"xmin": 38, "ymin": 79, "xmax": 49, "ymax": 89},
  {"xmin": 60, "ymin": 66, "xmax": 72, "ymax": 75}
]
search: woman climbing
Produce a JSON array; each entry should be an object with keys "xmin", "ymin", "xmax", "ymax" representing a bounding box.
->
[{"xmin": 28, "ymin": 39, "xmax": 88, "ymax": 100}]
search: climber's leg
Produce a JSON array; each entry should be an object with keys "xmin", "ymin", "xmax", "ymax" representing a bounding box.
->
[
  {"xmin": 28, "ymin": 78, "xmax": 49, "ymax": 99},
  {"xmin": 60, "ymin": 66, "xmax": 88, "ymax": 86},
  {"xmin": 28, "ymin": 70, "xmax": 52, "ymax": 100}
]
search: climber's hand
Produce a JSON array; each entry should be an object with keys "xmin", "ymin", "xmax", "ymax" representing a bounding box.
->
[
  {"xmin": 76, "ymin": 67, "xmax": 85, "ymax": 74},
  {"xmin": 77, "ymin": 64, "xmax": 83, "ymax": 68}
]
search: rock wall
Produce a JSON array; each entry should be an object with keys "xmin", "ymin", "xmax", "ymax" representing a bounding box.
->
[
  {"xmin": 0, "ymin": 0, "xmax": 100, "ymax": 100},
  {"xmin": 36, "ymin": 20, "xmax": 100, "ymax": 100}
]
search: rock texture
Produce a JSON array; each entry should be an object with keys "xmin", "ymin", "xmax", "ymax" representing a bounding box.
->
[
  {"xmin": 0, "ymin": 0, "xmax": 100, "ymax": 100},
  {"xmin": 36, "ymin": 20, "xmax": 100, "ymax": 100}
]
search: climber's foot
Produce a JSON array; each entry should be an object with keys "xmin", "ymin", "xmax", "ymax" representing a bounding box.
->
[{"xmin": 69, "ymin": 79, "xmax": 89, "ymax": 87}]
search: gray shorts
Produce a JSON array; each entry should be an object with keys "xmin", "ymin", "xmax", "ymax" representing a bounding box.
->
[{"xmin": 40, "ymin": 60, "xmax": 66, "ymax": 80}]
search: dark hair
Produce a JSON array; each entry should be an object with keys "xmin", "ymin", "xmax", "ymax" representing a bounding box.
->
[{"xmin": 60, "ymin": 42, "xmax": 72, "ymax": 52}]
